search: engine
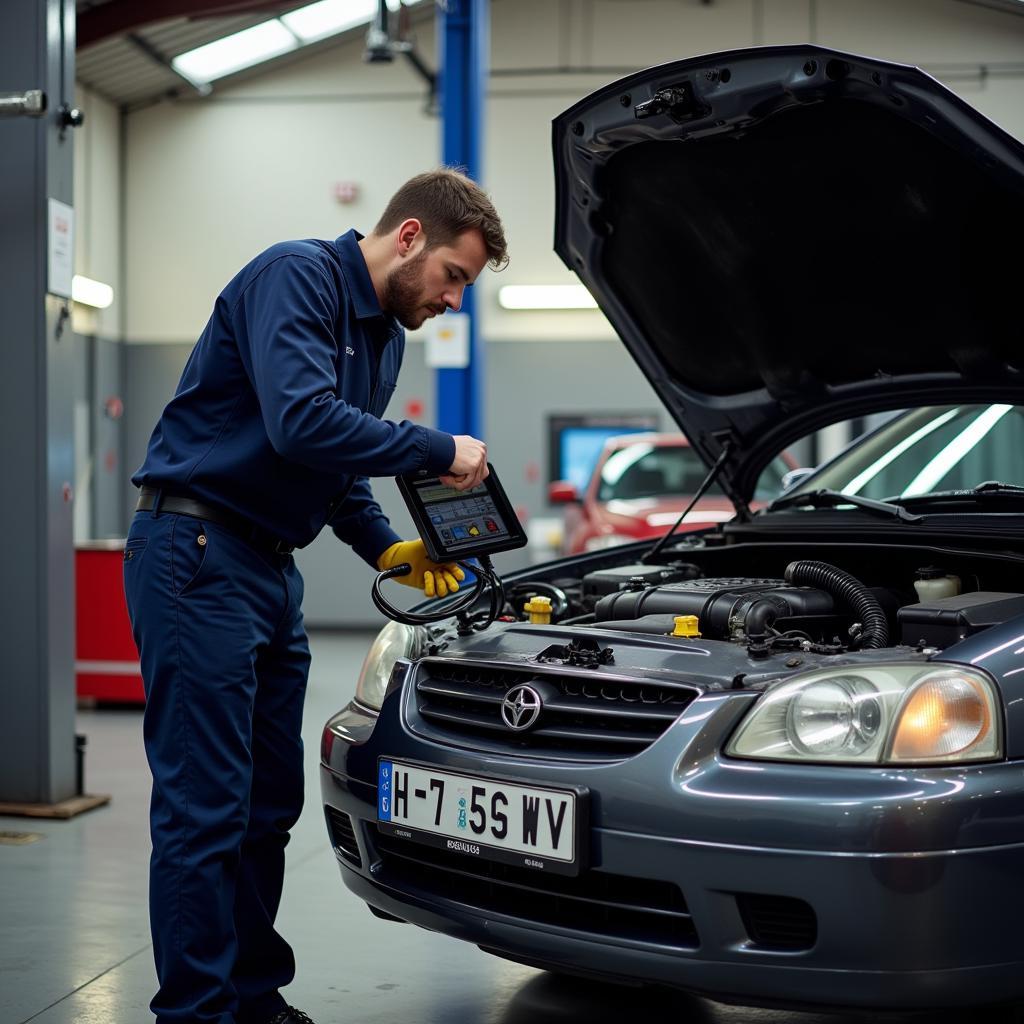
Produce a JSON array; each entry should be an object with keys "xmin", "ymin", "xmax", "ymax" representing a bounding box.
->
[
  {"xmin": 593, "ymin": 576, "xmax": 837, "ymax": 642},
  {"xmin": 556, "ymin": 559, "xmax": 1024, "ymax": 655}
]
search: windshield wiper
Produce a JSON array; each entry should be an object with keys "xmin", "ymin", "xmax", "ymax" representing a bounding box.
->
[
  {"xmin": 766, "ymin": 489, "xmax": 922, "ymax": 522},
  {"xmin": 891, "ymin": 482, "xmax": 1024, "ymax": 508}
]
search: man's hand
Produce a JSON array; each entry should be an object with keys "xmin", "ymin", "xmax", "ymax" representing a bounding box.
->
[
  {"xmin": 441, "ymin": 435, "xmax": 488, "ymax": 491},
  {"xmin": 377, "ymin": 539, "xmax": 465, "ymax": 598}
]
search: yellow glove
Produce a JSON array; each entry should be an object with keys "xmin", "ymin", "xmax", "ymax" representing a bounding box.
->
[{"xmin": 377, "ymin": 540, "xmax": 466, "ymax": 598}]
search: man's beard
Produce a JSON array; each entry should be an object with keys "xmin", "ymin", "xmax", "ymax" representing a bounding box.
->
[{"xmin": 381, "ymin": 249, "xmax": 432, "ymax": 329}]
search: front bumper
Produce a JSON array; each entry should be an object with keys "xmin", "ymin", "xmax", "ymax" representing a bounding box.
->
[{"xmin": 320, "ymin": 690, "xmax": 1024, "ymax": 1010}]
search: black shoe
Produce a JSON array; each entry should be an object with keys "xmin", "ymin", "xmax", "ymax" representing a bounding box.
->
[{"xmin": 266, "ymin": 1009, "xmax": 316, "ymax": 1024}]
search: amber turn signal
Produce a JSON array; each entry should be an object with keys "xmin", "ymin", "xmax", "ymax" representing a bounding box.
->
[{"xmin": 889, "ymin": 673, "xmax": 993, "ymax": 761}]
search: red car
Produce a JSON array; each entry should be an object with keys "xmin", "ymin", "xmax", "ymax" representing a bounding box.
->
[{"xmin": 550, "ymin": 433, "xmax": 794, "ymax": 554}]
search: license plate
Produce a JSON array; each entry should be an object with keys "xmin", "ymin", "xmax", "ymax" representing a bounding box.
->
[{"xmin": 377, "ymin": 758, "xmax": 585, "ymax": 876}]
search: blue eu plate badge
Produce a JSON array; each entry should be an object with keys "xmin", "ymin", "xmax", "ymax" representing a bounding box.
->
[{"xmin": 378, "ymin": 760, "xmax": 393, "ymax": 822}]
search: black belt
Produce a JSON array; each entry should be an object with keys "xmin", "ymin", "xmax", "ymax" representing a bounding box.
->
[{"xmin": 136, "ymin": 486, "xmax": 295, "ymax": 555}]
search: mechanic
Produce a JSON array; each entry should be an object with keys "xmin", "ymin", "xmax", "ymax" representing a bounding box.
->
[{"xmin": 123, "ymin": 167, "xmax": 508, "ymax": 1024}]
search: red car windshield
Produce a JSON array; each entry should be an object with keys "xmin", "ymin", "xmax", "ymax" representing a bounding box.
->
[{"xmin": 597, "ymin": 444, "xmax": 726, "ymax": 501}]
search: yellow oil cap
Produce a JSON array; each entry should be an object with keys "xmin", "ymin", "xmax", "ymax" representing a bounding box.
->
[
  {"xmin": 524, "ymin": 595, "xmax": 552, "ymax": 625},
  {"xmin": 672, "ymin": 615, "xmax": 701, "ymax": 638}
]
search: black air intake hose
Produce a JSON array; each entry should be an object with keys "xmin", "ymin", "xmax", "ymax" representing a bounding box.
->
[{"xmin": 784, "ymin": 560, "xmax": 889, "ymax": 649}]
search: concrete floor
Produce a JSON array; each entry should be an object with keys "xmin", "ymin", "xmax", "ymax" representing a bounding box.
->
[{"xmin": 0, "ymin": 631, "xmax": 1016, "ymax": 1024}]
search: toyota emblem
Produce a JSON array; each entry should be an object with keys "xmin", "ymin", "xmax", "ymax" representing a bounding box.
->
[{"xmin": 501, "ymin": 684, "xmax": 542, "ymax": 731}]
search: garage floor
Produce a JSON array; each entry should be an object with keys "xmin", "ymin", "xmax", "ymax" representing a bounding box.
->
[{"xmin": 0, "ymin": 632, "xmax": 1006, "ymax": 1024}]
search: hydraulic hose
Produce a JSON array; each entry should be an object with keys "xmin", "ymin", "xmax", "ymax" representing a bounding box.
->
[{"xmin": 784, "ymin": 560, "xmax": 889, "ymax": 649}]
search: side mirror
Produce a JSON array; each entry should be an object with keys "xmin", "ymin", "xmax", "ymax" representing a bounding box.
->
[
  {"xmin": 548, "ymin": 480, "xmax": 580, "ymax": 504},
  {"xmin": 781, "ymin": 467, "xmax": 814, "ymax": 493}
]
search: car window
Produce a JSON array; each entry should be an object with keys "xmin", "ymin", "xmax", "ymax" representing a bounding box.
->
[
  {"xmin": 597, "ymin": 444, "xmax": 725, "ymax": 501},
  {"xmin": 801, "ymin": 404, "xmax": 1024, "ymax": 498},
  {"xmin": 753, "ymin": 457, "xmax": 792, "ymax": 502}
]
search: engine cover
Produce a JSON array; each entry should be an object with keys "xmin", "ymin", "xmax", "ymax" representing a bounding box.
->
[{"xmin": 594, "ymin": 578, "xmax": 835, "ymax": 640}]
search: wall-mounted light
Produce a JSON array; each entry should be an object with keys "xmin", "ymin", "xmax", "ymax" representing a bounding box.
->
[
  {"xmin": 497, "ymin": 285, "xmax": 598, "ymax": 310},
  {"xmin": 72, "ymin": 275, "xmax": 114, "ymax": 309}
]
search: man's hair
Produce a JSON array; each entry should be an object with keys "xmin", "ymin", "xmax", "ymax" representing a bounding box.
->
[{"xmin": 373, "ymin": 167, "xmax": 509, "ymax": 271}]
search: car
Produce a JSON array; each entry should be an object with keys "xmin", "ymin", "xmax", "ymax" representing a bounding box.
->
[
  {"xmin": 320, "ymin": 45, "xmax": 1024, "ymax": 1012},
  {"xmin": 549, "ymin": 432, "xmax": 793, "ymax": 554}
]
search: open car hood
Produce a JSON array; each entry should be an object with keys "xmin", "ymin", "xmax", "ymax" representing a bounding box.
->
[{"xmin": 553, "ymin": 46, "xmax": 1024, "ymax": 514}]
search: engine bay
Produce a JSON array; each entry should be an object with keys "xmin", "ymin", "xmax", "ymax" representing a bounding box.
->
[{"xmin": 499, "ymin": 541, "xmax": 1024, "ymax": 660}]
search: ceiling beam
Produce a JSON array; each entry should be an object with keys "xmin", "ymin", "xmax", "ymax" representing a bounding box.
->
[{"xmin": 77, "ymin": 0, "xmax": 306, "ymax": 49}]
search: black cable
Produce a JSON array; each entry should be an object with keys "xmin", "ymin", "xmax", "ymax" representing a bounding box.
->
[
  {"xmin": 457, "ymin": 556, "xmax": 504, "ymax": 634},
  {"xmin": 371, "ymin": 555, "xmax": 504, "ymax": 631}
]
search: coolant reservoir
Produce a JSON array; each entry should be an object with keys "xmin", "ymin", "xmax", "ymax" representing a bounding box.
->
[{"xmin": 913, "ymin": 567, "xmax": 961, "ymax": 602}]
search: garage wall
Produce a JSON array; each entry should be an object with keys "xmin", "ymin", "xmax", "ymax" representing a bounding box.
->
[{"xmin": 105, "ymin": 0, "xmax": 1024, "ymax": 624}]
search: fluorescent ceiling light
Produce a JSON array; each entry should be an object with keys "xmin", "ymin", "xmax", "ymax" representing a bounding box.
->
[
  {"xmin": 498, "ymin": 285, "xmax": 598, "ymax": 310},
  {"xmin": 172, "ymin": 20, "xmax": 298, "ymax": 84},
  {"xmin": 72, "ymin": 275, "xmax": 113, "ymax": 309},
  {"xmin": 282, "ymin": 0, "xmax": 392, "ymax": 43}
]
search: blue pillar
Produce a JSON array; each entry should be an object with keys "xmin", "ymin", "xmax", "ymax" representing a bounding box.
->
[{"xmin": 437, "ymin": 0, "xmax": 488, "ymax": 439}]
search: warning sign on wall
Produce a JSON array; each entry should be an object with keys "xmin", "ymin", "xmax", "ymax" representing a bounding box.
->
[{"xmin": 48, "ymin": 198, "xmax": 74, "ymax": 299}]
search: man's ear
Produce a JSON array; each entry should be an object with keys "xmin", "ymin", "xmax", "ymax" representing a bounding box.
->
[{"xmin": 396, "ymin": 218, "xmax": 424, "ymax": 257}]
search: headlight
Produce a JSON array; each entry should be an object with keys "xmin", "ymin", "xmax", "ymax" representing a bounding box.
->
[
  {"xmin": 726, "ymin": 663, "xmax": 1002, "ymax": 765},
  {"xmin": 354, "ymin": 621, "xmax": 424, "ymax": 712}
]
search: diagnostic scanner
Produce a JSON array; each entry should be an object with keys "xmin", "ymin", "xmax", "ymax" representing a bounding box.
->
[{"xmin": 396, "ymin": 463, "xmax": 527, "ymax": 563}]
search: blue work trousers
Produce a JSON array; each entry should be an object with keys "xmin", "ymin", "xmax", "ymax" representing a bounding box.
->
[{"xmin": 123, "ymin": 507, "xmax": 311, "ymax": 1024}]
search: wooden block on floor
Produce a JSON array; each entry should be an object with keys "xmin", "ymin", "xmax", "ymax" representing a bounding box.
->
[{"xmin": 0, "ymin": 793, "xmax": 111, "ymax": 819}]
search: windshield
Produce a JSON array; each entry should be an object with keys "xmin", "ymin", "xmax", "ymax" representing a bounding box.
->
[
  {"xmin": 801, "ymin": 404, "xmax": 1024, "ymax": 499},
  {"xmin": 598, "ymin": 443, "xmax": 725, "ymax": 501}
]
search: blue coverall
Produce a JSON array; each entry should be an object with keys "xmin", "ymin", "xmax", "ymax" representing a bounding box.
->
[{"xmin": 124, "ymin": 229, "xmax": 455, "ymax": 1024}]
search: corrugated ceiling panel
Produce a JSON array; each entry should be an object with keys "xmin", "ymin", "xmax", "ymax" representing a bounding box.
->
[
  {"xmin": 85, "ymin": 49, "xmax": 165, "ymax": 89},
  {"xmin": 78, "ymin": 54, "xmax": 181, "ymax": 104},
  {"xmin": 75, "ymin": 36, "xmax": 133, "ymax": 76}
]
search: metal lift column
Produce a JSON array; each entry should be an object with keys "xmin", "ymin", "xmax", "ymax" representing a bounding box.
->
[
  {"xmin": 0, "ymin": 0, "xmax": 79, "ymax": 805},
  {"xmin": 436, "ymin": 0, "xmax": 489, "ymax": 438}
]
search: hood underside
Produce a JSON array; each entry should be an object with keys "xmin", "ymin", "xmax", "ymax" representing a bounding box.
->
[{"xmin": 553, "ymin": 46, "xmax": 1024, "ymax": 507}]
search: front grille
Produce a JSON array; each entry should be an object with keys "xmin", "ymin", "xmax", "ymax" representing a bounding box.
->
[
  {"xmin": 325, "ymin": 808, "xmax": 362, "ymax": 867},
  {"xmin": 735, "ymin": 893, "xmax": 817, "ymax": 951},
  {"xmin": 413, "ymin": 659, "xmax": 699, "ymax": 760},
  {"xmin": 371, "ymin": 825, "xmax": 698, "ymax": 949}
]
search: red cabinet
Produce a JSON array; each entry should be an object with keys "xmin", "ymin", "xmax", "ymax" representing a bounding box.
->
[{"xmin": 75, "ymin": 541, "xmax": 144, "ymax": 704}]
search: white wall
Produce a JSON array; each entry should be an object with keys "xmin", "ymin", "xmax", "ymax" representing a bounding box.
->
[
  {"xmin": 120, "ymin": 0, "xmax": 1024, "ymax": 346},
  {"xmin": 73, "ymin": 84, "xmax": 122, "ymax": 339}
]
